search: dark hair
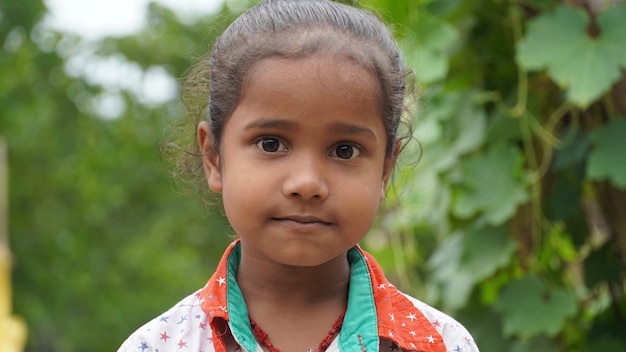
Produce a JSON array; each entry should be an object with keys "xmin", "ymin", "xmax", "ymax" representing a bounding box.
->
[{"xmin": 168, "ymin": 0, "xmax": 416, "ymax": 197}]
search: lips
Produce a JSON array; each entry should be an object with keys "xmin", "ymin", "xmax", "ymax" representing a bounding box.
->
[{"xmin": 272, "ymin": 215, "xmax": 333, "ymax": 227}]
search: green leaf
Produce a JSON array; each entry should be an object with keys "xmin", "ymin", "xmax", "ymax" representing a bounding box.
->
[
  {"xmin": 516, "ymin": 4, "xmax": 626, "ymax": 107},
  {"xmin": 416, "ymin": 90, "xmax": 486, "ymax": 171},
  {"xmin": 453, "ymin": 145, "xmax": 529, "ymax": 225},
  {"xmin": 496, "ymin": 276, "xmax": 578, "ymax": 338},
  {"xmin": 451, "ymin": 96, "xmax": 486, "ymax": 155},
  {"xmin": 587, "ymin": 336, "xmax": 626, "ymax": 352},
  {"xmin": 587, "ymin": 118, "xmax": 626, "ymax": 188},
  {"xmin": 393, "ymin": 167, "xmax": 452, "ymax": 230},
  {"xmin": 597, "ymin": 4, "xmax": 626, "ymax": 61},
  {"xmin": 461, "ymin": 225, "xmax": 517, "ymax": 281},
  {"xmin": 427, "ymin": 225, "xmax": 516, "ymax": 310},
  {"xmin": 584, "ymin": 243, "xmax": 623, "ymax": 288},
  {"xmin": 456, "ymin": 304, "xmax": 513, "ymax": 352},
  {"xmin": 428, "ymin": 233, "xmax": 476, "ymax": 309},
  {"xmin": 486, "ymin": 105, "xmax": 523, "ymax": 145},
  {"xmin": 404, "ymin": 46, "xmax": 449, "ymax": 84},
  {"xmin": 402, "ymin": 14, "xmax": 459, "ymax": 84},
  {"xmin": 511, "ymin": 335, "xmax": 560, "ymax": 352},
  {"xmin": 552, "ymin": 127, "xmax": 590, "ymax": 171},
  {"xmin": 546, "ymin": 222, "xmax": 578, "ymax": 262}
]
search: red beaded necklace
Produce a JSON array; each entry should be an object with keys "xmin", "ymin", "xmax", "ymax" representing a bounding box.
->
[{"xmin": 249, "ymin": 310, "xmax": 347, "ymax": 352}]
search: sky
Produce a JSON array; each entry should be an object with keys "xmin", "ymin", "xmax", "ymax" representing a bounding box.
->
[
  {"xmin": 44, "ymin": 0, "xmax": 225, "ymax": 40},
  {"xmin": 41, "ymin": 0, "xmax": 228, "ymax": 118}
]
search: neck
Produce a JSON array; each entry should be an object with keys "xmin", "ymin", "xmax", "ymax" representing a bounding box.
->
[
  {"xmin": 236, "ymin": 249, "xmax": 351, "ymax": 310},
  {"xmin": 236, "ymin": 245, "xmax": 352, "ymax": 352}
]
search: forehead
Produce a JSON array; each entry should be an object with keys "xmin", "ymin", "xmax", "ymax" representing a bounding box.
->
[
  {"xmin": 228, "ymin": 55, "xmax": 386, "ymax": 141},
  {"xmin": 243, "ymin": 54, "xmax": 381, "ymax": 104}
]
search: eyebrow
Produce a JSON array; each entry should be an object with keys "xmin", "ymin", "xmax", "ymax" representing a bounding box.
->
[
  {"xmin": 328, "ymin": 122, "xmax": 378, "ymax": 140},
  {"xmin": 243, "ymin": 119, "xmax": 297, "ymax": 131},
  {"xmin": 243, "ymin": 119, "xmax": 378, "ymax": 140}
]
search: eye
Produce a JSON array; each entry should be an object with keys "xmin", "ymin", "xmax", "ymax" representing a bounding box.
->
[
  {"xmin": 331, "ymin": 144, "xmax": 361, "ymax": 160},
  {"xmin": 256, "ymin": 137, "xmax": 286, "ymax": 153}
]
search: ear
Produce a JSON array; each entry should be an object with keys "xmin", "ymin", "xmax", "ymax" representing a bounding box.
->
[
  {"xmin": 379, "ymin": 140, "xmax": 402, "ymax": 203},
  {"xmin": 197, "ymin": 121, "xmax": 223, "ymax": 193}
]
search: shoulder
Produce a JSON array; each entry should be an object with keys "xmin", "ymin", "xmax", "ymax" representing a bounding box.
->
[
  {"xmin": 117, "ymin": 289, "xmax": 214, "ymax": 352},
  {"xmin": 401, "ymin": 293, "xmax": 479, "ymax": 352}
]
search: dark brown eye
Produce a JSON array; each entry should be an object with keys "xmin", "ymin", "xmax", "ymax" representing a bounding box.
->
[
  {"xmin": 257, "ymin": 138, "xmax": 283, "ymax": 152},
  {"xmin": 332, "ymin": 144, "xmax": 360, "ymax": 159}
]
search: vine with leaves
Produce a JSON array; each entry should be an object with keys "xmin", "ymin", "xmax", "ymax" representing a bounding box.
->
[{"xmin": 358, "ymin": 0, "xmax": 626, "ymax": 350}]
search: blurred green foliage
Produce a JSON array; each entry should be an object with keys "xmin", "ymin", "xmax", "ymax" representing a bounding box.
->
[
  {"xmin": 1, "ymin": 1, "xmax": 235, "ymax": 350},
  {"xmin": 1, "ymin": 0, "xmax": 625, "ymax": 351},
  {"xmin": 365, "ymin": 1, "xmax": 626, "ymax": 351}
]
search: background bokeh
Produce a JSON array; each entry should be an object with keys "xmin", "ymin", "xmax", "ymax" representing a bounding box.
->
[{"xmin": 2, "ymin": 0, "xmax": 625, "ymax": 351}]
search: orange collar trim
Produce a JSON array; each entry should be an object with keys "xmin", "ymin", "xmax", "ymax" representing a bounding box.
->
[{"xmin": 199, "ymin": 240, "xmax": 446, "ymax": 352}]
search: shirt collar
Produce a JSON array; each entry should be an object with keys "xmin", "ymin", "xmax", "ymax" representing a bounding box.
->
[{"xmin": 199, "ymin": 240, "xmax": 446, "ymax": 352}]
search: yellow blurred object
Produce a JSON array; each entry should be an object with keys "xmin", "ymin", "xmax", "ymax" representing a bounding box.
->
[
  {"xmin": 0, "ymin": 138, "xmax": 27, "ymax": 352},
  {"xmin": 0, "ymin": 246, "xmax": 27, "ymax": 352}
]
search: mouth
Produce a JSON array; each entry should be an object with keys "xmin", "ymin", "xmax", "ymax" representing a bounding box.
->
[{"xmin": 272, "ymin": 215, "xmax": 333, "ymax": 227}]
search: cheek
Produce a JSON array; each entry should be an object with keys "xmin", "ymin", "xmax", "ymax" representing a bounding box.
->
[
  {"xmin": 340, "ymin": 180, "xmax": 383, "ymax": 218},
  {"xmin": 221, "ymin": 175, "xmax": 262, "ymax": 206},
  {"xmin": 220, "ymin": 170, "xmax": 270, "ymax": 222},
  {"xmin": 221, "ymin": 188, "xmax": 256, "ymax": 235}
]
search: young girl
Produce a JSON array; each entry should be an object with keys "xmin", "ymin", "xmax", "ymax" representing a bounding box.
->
[{"xmin": 119, "ymin": 0, "xmax": 479, "ymax": 351}]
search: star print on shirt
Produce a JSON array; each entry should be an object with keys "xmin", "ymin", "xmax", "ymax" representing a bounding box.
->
[{"xmin": 117, "ymin": 241, "xmax": 479, "ymax": 352}]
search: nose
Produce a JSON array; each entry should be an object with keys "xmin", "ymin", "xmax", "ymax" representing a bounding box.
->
[{"xmin": 281, "ymin": 155, "xmax": 329, "ymax": 201}]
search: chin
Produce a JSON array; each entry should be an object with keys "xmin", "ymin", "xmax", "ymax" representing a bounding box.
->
[
  {"xmin": 277, "ymin": 250, "xmax": 344, "ymax": 268},
  {"xmin": 277, "ymin": 256, "xmax": 328, "ymax": 268}
]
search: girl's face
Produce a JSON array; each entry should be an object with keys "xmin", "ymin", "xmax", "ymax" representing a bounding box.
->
[{"xmin": 199, "ymin": 55, "xmax": 395, "ymax": 268}]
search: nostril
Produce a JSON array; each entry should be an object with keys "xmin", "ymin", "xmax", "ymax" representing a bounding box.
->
[
  {"xmin": 282, "ymin": 165, "xmax": 329, "ymax": 200},
  {"xmin": 285, "ymin": 181, "xmax": 328, "ymax": 200},
  {"xmin": 290, "ymin": 191, "xmax": 321, "ymax": 198}
]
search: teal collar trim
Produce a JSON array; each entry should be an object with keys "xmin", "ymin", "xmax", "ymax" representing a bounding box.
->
[
  {"xmin": 339, "ymin": 247, "xmax": 379, "ymax": 351},
  {"xmin": 226, "ymin": 245, "xmax": 257, "ymax": 352},
  {"xmin": 225, "ymin": 244, "xmax": 379, "ymax": 352}
]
